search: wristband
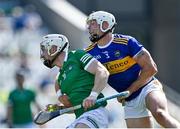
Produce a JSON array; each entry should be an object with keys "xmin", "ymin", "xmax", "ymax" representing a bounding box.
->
[
  {"xmin": 90, "ymin": 91, "xmax": 99, "ymax": 98},
  {"xmin": 56, "ymin": 89, "xmax": 63, "ymax": 98}
]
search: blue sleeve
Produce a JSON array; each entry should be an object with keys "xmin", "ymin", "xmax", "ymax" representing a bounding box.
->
[{"xmin": 128, "ymin": 37, "xmax": 143, "ymax": 57}]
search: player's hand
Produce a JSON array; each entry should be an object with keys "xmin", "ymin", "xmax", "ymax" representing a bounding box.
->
[
  {"xmin": 83, "ymin": 95, "xmax": 97, "ymax": 110},
  {"xmin": 117, "ymin": 91, "xmax": 130, "ymax": 106},
  {"xmin": 58, "ymin": 94, "xmax": 72, "ymax": 108}
]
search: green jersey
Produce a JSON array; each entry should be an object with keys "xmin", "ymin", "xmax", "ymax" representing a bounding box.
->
[
  {"xmin": 8, "ymin": 88, "xmax": 35, "ymax": 124},
  {"xmin": 57, "ymin": 50, "xmax": 107, "ymax": 118}
]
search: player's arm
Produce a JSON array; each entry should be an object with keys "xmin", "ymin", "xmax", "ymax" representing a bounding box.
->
[
  {"xmin": 55, "ymin": 77, "xmax": 72, "ymax": 108},
  {"xmin": 75, "ymin": 50, "xmax": 109, "ymax": 109},
  {"xmin": 83, "ymin": 58, "xmax": 109, "ymax": 109},
  {"xmin": 45, "ymin": 78, "xmax": 73, "ymax": 113},
  {"xmin": 6, "ymin": 101, "xmax": 13, "ymax": 127},
  {"xmin": 31, "ymin": 91, "xmax": 41, "ymax": 112},
  {"xmin": 33, "ymin": 98, "xmax": 42, "ymax": 112},
  {"xmin": 86, "ymin": 59, "xmax": 109, "ymax": 94},
  {"xmin": 127, "ymin": 48, "xmax": 158, "ymax": 94}
]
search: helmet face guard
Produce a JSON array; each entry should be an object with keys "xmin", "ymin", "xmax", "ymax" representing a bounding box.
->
[
  {"xmin": 40, "ymin": 34, "xmax": 69, "ymax": 68},
  {"xmin": 87, "ymin": 11, "xmax": 116, "ymax": 42},
  {"xmin": 89, "ymin": 24, "xmax": 115, "ymax": 43},
  {"xmin": 43, "ymin": 59, "xmax": 54, "ymax": 68}
]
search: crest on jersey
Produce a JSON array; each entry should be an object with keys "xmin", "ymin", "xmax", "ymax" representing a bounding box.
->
[
  {"xmin": 114, "ymin": 50, "xmax": 120, "ymax": 57},
  {"xmin": 68, "ymin": 66, "xmax": 72, "ymax": 71},
  {"xmin": 62, "ymin": 73, "xmax": 66, "ymax": 80}
]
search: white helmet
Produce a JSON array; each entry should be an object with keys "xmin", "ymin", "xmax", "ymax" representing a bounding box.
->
[
  {"xmin": 87, "ymin": 11, "xmax": 116, "ymax": 32},
  {"xmin": 41, "ymin": 34, "xmax": 69, "ymax": 56}
]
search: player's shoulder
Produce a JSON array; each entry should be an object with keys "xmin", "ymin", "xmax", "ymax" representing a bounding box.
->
[
  {"xmin": 9, "ymin": 89, "xmax": 16, "ymax": 95},
  {"xmin": 113, "ymin": 34, "xmax": 135, "ymax": 45},
  {"xmin": 69, "ymin": 49, "xmax": 92, "ymax": 63},
  {"xmin": 25, "ymin": 88, "xmax": 36, "ymax": 95},
  {"xmin": 84, "ymin": 42, "xmax": 97, "ymax": 52},
  {"xmin": 70, "ymin": 49, "xmax": 86, "ymax": 55},
  {"xmin": 69, "ymin": 49, "xmax": 88, "ymax": 58}
]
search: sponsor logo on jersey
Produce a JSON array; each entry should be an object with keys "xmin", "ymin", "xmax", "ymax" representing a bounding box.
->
[
  {"xmin": 103, "ymin": 56, "xmax": 136, "ymax": 74},
  {"xmin": 94, "ymin": 55, "xmax": 101, "ymax": 59}
]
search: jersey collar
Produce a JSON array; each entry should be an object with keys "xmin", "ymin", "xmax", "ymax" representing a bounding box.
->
[
  {"xmin": 97, "ymin": 34, "xmax": 114, "ymax": 49},
  {"xmin": 64, "ymin": 52, "xmax": 68, "ymax": 62}
]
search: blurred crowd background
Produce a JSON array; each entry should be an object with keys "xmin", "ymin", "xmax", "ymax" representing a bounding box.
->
[{"xmin": 0, "ymin": 0, "xmax": 180, "ymax": 128}]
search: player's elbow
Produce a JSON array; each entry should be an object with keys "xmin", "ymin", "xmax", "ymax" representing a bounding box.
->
[
  {"xmin": 149, "ymin": 64, "xmax": 158, "ymax": 76},
  {"xmin": 98, "ymin": 67, "xmax": 109, "ymax": 81},
  {"xmin": 152, "ymin": 63, "xmax": 158, "ymax": 74},
  {"xmin": 96, "ymin": 62, "xmax": 109, "ymax": 79},
  {"xmin": 104, "ymin": 69, "xmax": 110, "ymax": 80}
]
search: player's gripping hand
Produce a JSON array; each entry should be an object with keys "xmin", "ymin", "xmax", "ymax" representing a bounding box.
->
[
  {"xmin": 83, "ymin": 91, "xmax": 98, "ymax": 110},
  {"xmin": 58, "ymin": 94, "xmax": 72, "ymax": 108},
  {"xmin": 117, "ymin": 91, "xmax": 130, "ymax": 106}
]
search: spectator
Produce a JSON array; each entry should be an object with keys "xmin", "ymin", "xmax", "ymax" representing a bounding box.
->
[{"xmin": 6, "ymin": 70, "xmax": 41, "ymax": 128}]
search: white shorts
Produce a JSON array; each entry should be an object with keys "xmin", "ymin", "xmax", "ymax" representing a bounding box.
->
[
  {"xmin": 124, "ymin": 78, "xmax": 163, "ymax": 119},
  {"xmin": 67, "ymin": 107, "xmax": 109, "ymax": 128}
]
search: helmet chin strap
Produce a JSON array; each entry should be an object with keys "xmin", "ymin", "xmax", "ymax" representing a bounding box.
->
[
  {"xmin": 43, "ymin": 42, "xmax": 68, "ymax": 68},
  {"xmin": 90, "ymin": 25, "xmax": 115, "ymax": 43}
]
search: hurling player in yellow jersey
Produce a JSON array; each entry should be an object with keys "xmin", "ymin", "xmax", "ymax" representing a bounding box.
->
[
  {"xmin": 85, "ymin": 11, "xmax": 180, "ymax": 128},
  {"xmin": 40, "ymin": 34, "xmax": 109, "ymax": 128}
]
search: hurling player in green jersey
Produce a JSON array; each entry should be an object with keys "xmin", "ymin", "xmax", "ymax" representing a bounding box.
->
[{"xmin": 40, "ymin": 34, "xmax": 110, "ymax": 128}]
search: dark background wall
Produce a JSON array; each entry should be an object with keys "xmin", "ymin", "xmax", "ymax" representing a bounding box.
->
[{"xmin": 151, "ymin": 0, "xmax": 180, "ymax": 92}]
